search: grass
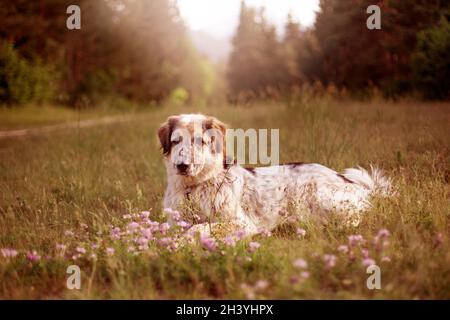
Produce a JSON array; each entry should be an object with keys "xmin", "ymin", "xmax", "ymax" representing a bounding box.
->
[{"xmin": 0, "ymin": 97, "xmax": 449, "ymax": 299}]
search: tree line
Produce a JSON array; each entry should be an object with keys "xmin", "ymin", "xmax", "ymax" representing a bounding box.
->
[
  {"xmin": 0, "ymin": 0, "xmax": 215, "ymax": 107},
  {"xmin": 228, "ymin": 0, "xmax": 450, "ymax": 101},
  {"xmin": 0, "ymin": 0, "xmax": 449, "ymax": 107}
]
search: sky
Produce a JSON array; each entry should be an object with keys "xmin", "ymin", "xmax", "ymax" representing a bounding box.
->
[{"xmin": 177, "ymin": 0, "xmax": 320, "ymax": 39}]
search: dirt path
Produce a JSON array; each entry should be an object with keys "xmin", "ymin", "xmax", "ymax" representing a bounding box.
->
[{"xmin": 0, "ymin": 115, "xmax": 139, "ymax": 139}]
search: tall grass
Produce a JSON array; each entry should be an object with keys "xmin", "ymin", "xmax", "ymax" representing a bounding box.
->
[{"xmin": 0, "ymin": 98, "xmax": 449, "ymax": 299}]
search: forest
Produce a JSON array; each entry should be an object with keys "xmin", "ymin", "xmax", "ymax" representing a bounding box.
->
[{"xmin": 1, "ymin": 0, "xmax": 449, "ymax": 108}]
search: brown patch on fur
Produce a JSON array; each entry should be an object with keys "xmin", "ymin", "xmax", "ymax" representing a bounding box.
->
[
  {"xmin": 157, "ymin": 116, "xmax": 179, "ymax": 155},
  {"xmin": 244, "ymin": 167, "xmax": 256, "ymax": 175},
  {"xmin": 285, "ymin": 162, "xmax": 306, "ymax": 168},
  {"xmin": 337, "ymin": 173, "xmax": 354, "ymax": 184},
  {"xmin": 203, "ymin": 116, "xmax": 228, "ymax": 165}
]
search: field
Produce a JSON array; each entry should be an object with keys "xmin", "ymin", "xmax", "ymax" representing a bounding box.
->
[{"xmin": 0, "ymin": 98, "xmax": 449, "ymax": 299}]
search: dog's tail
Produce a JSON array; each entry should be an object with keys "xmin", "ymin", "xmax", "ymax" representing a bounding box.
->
[{"xmin": 342, "ymin": 165, "xmax": 393, "ymax": 197}]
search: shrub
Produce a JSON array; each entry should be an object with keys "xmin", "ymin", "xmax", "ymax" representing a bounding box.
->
[
  {"xmin": 411, "ymin": 17, "xmax": 450, "ymax": 100},
  {"xmin": 0, "ymin": 43, "xmax": 56, "ymax": 105}
]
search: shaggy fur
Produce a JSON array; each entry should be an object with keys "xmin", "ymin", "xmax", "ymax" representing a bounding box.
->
[{"xmin": 158, "ymin": 113, "xmax": 392, "ymax": 237}]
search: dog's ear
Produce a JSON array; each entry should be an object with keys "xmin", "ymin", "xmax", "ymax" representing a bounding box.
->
[
  {"xmin": 157, "ymin": 116, "xmax": 179, "ymax": 155},
  {"xmin": 204, "ymin": 116, "xmax": 231, "ymax": 167}
]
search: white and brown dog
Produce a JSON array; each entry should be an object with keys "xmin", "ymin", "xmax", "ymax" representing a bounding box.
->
[{"xmin": 158, "ymin": 114, "xmax": 392, "ymax": 237}]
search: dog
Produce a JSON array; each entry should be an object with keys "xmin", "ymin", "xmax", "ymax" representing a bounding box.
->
[{"xmin": 157, "ymin": 113, "xmax": 392, "ymax": 238}]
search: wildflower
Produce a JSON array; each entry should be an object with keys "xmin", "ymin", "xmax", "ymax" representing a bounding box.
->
[
  {"xmin": 290, "ymin": 276, "xmax": 300, "ymax": 284},
  {"xmin": 1, "ymin": 248, "xmax": 18, "ymax": 258},
  {"xmin": 141, "ymin": 228, "xmax": 153, "ymax": 239},
  {"xmin": 258, "ymin": 228, "xmax": 272, "ymax": 237},
  {"xmin": 110, "ymin": 227, "xmax": 121, "ymax": 240},
  {"xmin": 64, "ymin": 230, "xmax": 74, "ymax": 237},
  {"xmin": 240, "ymin": 283, "xmax": 255, "ymax": 299},
  {"xmin": 159, "ymin": 223, "xmax": 170, "ymax": 234},
  {"xmin": 300, "ymin": 271, "xmax": 310, "ymax": 279},
  {"xmin": 361, "ymin": 248, "xmax": 370, "ymax": 259},
  {"xmin": 337, "ymin": 245, "xmax": 349, "ymax": 254},
  {"xmin": 348, "ymin": 234, "xmax": 364, "ymax": 247},
  {"xmin": 293, "ymin": 258, "xmax": 308, "ymax": 269},
  {"xmin": 223, "ymin": 236, "xmax": 236, "ymax": 247},
  {"xmin": 296, "ymin": 228, "xmax": 307, "ymax": 238},
  {"xmin": 76, "ymin": 246, "xmax": 86, "ymax": 254},
  {"xmin": 377, "ymin": 229, "xmax": 390, "ymax": 238},
  {"xmin": 106, "ymin": 247, "xmax": 115, "ymax": 256},
  {"xmin": 362, "ymin": 258, "xmax": 376, "ymax": 267},
  {"xmin": 200, "ymin": 235, "xmax": 218, "ymax": 252},
  {"xmin": 56, "ymin": 244, "xmax": 67, "ymax": 250},
  {"xmin": 434, "ymin": 233, "xmax": 444, "ymax": 247},
  {"xmin": 164, "ymin": 208, "xmax": 181, "ymax": 221},
  {"xmin": 26, "ymin": 250, "xmax": 41, "ymax": 262},
  {"xmin": 137, "ymin": 237, "xmax": 149, "ymax": 247},
  {"xmin": 381, "ymin": 256, "xmax": 391, "ymax": 262},
  {"xmin": 248, "ymin": 241, "xmax": 261, "ymax": 253},
  {"xmin": 177, "ymin": 221, "xmax": 191, "ymax": 229},
  {"xmin": 127, "ymin": 222, "xmax": 140, "ymax": 233},
  {"xmin": 140, "ymin": 211, "xmax": 150, "ymax": 219},
  {"xmin": 91, "ymin": 243, "xmax": 100, "ymax": 249},
  {"xmin": 159, "ymin": 237, "xmax": 171, "ymax": 246},
  {"xmin": 323, "ymin": 254, "xmax": 337, "ymax": 269},
  {"xmin": 254, "ymin": 280, "xmax": 269, "ymax": 291},
  {"xmin": 236, "ymin": 229, "xmax": 246, "ymax": 240}
]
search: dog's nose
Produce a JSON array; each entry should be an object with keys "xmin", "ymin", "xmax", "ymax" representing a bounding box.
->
[{"xmin": 177, "ymin": 163, "xmax": 189, "ymax": 173}]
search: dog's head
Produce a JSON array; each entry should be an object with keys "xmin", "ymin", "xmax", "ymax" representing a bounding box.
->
[{"xmin": 158, "ymin": 114, "xmax": 227, "ymax": 182}]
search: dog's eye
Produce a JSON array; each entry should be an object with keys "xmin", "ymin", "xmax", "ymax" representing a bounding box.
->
[{"xmin": 172, "ymin": 138, "xmax": 181, "ymax": 145}]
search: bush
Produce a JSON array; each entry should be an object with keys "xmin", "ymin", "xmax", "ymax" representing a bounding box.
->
[
  {"xmin": 411, "ymin": 17, "xmax": 450, "ymax": 100},
  {"xmin": 0, "ymin": 43, "xmax": 56, "ymax": 105}
]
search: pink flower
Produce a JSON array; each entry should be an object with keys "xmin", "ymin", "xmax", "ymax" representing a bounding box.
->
[
  {"xmin": 258, "ymin": 228, "xmax": 272, "ymax": 237},
  {"xmin": 1, "ymin": 248, "xmax": 18, "ymax": 258},
  {"xmin": 248, "ymin": 241, "xmax": 261, "ymax": 253},
  {"xmin": 64, "ymin": 230, "xmax": 74, "ymax": 237},
  {"xmin": 159, "ymin": 237, "xmax": 171, "ymax": 246},
  {"xmin": 293, "ymin": 258, "xmax": 308, "ymax": 269},
  {"xmin": 164, "ymin": 208, "xmax": 181, "ymax": 222},
  {"xmin": 141, "ymin": 228, "xmax": 153, "ymax": 239},
  {"xmin": 177, "ymin": 221, "xmax": 191, "ymax": 229},
  {"xmin": 140, "ymin": 211, "xmax": 150, "ymax": 219},
  {"xmin": 106, "ymin": 247, "xmax": 115, "ymax": 256},
  {"xmin": 110, "ymin": 227, "xmax": 121, "ymax": 239},
  {"xmin": 26, "ymin": 250, "xmax": 41, "ymax": 262},
  {"xmin": 300, "ymin": 271, "xmax": 310, "ymax": 279},
  {"xmin": 200, "ymin": 235, "xmax": 218, "ymax": 252},
  {"xmin": 127, "ymin": 222, "xmax": 140, "ymax": 233},
  {"xmin": 361, "ymin": 248, "xmax": 370, "ymax": 259},
  {"xmin": 362, "ymin": 258, "xmax": 376, "ymax": 267},
  {"xmin": 348, "ymin": 234, "xmax": 364, "ymax": 247},
  {"xmin": 377, "ymin": 229, "xmax": 390, "ymax": 238},
  {"xmin": 76, "ymin": 246, "xmax": 86, "ymax": 254},
  {"xmin": 159, "ymin": 223, "xmax": 170, "ymax": 234},
  {"xmin": 56, "ymin": 244, "xmax": 66, "ymax": 250},
  {"xmin": 338, "ymin": 245, "xmax": 349, "ymax": 254},
  {"xmin": 435, "ymin": 233, "xmax": 444, "ymax": 247},
  {"xmin": 236, "ymin": 229, "xmax": 246, "ymax": 240},
  {"xmin": 223, "ymin": 236, "xmax": 236, "ymax": 247},
  {"xmin": 323, "ymin": 254, "xmax": 337, "ymax": 269},
  {"xmin": 296, "ymin": 228, "xmax": 306, "ymax": 238},
  {"xmin": 254, "ymin": 280, "xmax": 269, "ymax": 291},
  {"xmin": 137, "ymin": 237, "xmax": 149, "ymax": 246}
]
